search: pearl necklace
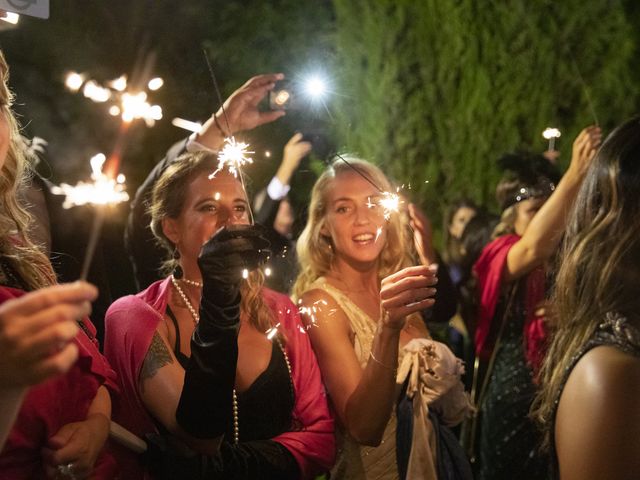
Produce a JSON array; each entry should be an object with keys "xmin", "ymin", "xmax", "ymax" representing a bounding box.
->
[
  {"xmin": 233, "ymin": 336, "xmax": 293, "ymax": 445},
  {"xmin": 171, "ymin": 274, "xmax": 294, "ymax": 445},
  {"xmin": 181, "ymin": 278, "xmax": 203, "ymax": 288},
  {"xmin": 170, "ymin": 275, "xmax": 200, "ymax": 326}
]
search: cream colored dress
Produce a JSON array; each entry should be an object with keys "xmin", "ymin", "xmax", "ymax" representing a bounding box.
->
[{"xmin": 310, "ymin": 277, "xmax": 401, "ymax": 480}]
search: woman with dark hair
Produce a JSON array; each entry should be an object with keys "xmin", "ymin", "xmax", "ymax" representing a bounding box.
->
[
  {"xmin": 442, "ymin": 199, "xmax": 478, "ymax": 287},
  {"xmin": 0, "ymin": 50, "xmax": 118, "ymax": 479},
  {"xmin": 105, "ymin": 151, "xmax": 334, "ymax": 479},
  {"xmin": 472, "ymin": 126, "xmax": 601, "ymax": 480},
  {"xmin": 533, "ymin": 117, "xmax": 640, "ymax": 480}
]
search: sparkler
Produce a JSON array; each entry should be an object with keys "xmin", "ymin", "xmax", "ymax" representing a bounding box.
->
[
  {"xmin": 542, "ymin": 127, "xmax": 561, "ymax": 152},
  {"xmin": 65, "ymin": 72, "xmax": 164, "ymax": 127},
  {"xmin": 210, "ymin": 137, "xmax": 255, "ymax": 180},
  {"xmin": 51, "ymin": 153, "xmax": 129, "ymax": 280}
]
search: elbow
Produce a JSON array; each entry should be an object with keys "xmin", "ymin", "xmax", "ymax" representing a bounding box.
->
[{"xmin": 348, "ymin": 425, "xmax": 385, "ymax": 447}]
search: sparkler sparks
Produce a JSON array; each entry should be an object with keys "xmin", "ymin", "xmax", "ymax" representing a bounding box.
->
[
  {"xmin": 379, "ymin": 191, "xmax": 402, "ymax": 220},
  {"xmin": 209, "ymin": 137, "xmax": 254, "ymax": 179},
  {"xmin": 65, "ymin": 72, "xmax": 163, "ymax": 126},
  {"xmin": 51, "ymin": 153, "xmax": 129, "ymax": 209}
]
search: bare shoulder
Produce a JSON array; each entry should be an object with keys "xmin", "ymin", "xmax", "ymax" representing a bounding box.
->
[
  {"xmin": 299, "ymin": 288, "xmax": 350, "ymax": 334},
  {"xmin": 556, "ymin": 345, "xmax": 640, "ymax": 480},
  {"xmin": 565, "ymin": 345, "xmax": 640, "ymax": 400}
]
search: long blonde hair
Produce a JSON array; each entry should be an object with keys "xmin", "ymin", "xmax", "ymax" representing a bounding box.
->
[
  {"xmin": 293, "ymin": 157, "xmax": 416, "ymax": 299},
  {"xmin": 0, "ymin": 51, "xmax": 56, "ymax": 290},
  {"xmin": 149, "ymin": 151, "xmax": 274, "ymax": 334},
  {"xmin": 533, "ymin": 116, "xmax": 640, "ymax": 447}
]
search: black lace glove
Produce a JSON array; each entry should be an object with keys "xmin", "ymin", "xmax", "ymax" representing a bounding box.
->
[{"xmin": 176, "ymin": 225, "xmax": 271, "ymax": 439}]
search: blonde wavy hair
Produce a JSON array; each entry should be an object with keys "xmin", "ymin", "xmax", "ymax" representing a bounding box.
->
[
  {"xmin": 293, "ymin": 157, "xmax": 416, "ymax": 300},
  {"xmin": 532, "ymin": 116, "xmax": 640, "ymax": 447},
  {"xmin": 149, "ymin": 151, "xmax": 274, "ymax": 334},
  {"xmin": 0, "ymin": 51, "xmax": 55, "ymax": 290}
]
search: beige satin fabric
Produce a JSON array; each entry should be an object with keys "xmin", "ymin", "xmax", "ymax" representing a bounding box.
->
[
  {"xmin": 310, "ymin": 278, "xmax": 401, "ymax": 480},
  {"xmin": 396, "ymin": 339, "xmax": 475, "ymax": 480}
]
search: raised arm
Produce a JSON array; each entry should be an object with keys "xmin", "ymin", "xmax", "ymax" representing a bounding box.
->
[
  {"xmin": 504, "ymin": 126, "xmax": 601, "ymax": 282},
  {"xmin": 126, "ymin": 74, "xmax": 286, "ymax": 289}
]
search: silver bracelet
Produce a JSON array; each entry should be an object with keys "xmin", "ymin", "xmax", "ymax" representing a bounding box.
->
[{"xmin": 369, "ymin": 350, "xmax": 397, "ymax": 372}]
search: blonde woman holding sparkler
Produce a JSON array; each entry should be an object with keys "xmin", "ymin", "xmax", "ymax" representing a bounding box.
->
[
  {"xmin": 0, "ymin": 50, "xmax": 118, "ymax": 479},
  {"xmin": 293, "ymin": 158, "xmax": 473, "ymax": 480}
]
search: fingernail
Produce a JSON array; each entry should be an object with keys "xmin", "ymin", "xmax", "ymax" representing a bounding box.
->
[{"xmin": 428, "ymin": 264, "xmax": 438, "ymax": 273}]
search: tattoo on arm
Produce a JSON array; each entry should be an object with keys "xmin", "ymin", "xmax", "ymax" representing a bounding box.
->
[{"xmin": 139, "ymin": 332, "xmax": 174, "ymax": 389}]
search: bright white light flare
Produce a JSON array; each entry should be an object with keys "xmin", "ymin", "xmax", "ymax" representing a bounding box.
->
[
  {"xmin": 148, "ymin": 77, "xmax": 164, "ymax": 91},
  {"xmin": 172, "ymin": 118, "xmax": 202, "ymax": 133},
  {"xmin": 379, "ymin": 191, "xmax": 401, "ymax": 220},
  {"xmin": 542, "ymin": 127, "xmax": 561, "ymax": 140},
  {"xmin": 83, "ymin": 81, "xmax": 111, "ymax": 103},
  {"xmin": 51, "ymin": 153, "xmax": 129, "ymax": 209},
  {"xmin": 65, "ymin": 72, "xmax": 84, "ymax": 92},
  {"xmin": 210, "ymin": 137, "xmax": 254, "ymax": 179},
  {"xmin": 304, "ymin": 76, "xmax": 327, "ymax": 99}
]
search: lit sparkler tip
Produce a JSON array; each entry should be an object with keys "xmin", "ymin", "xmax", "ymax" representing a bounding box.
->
[
  {"xmin": 52, "ymin": 154, "xmax": 129, "ymax": 209},
  {"xmin": 242, "ymin": 268, "xmax": 249, "ymax": 279},
  {"xmin": 379, "ymin": 191, "xmax": 401, "ymax": 220},
  {"xmin": 542, "ymin": 127, "xmax": 561, "ymax": 139},
  {"xmin": 213, "ymin": 137, "xmax": 254, "ymax": 178}
]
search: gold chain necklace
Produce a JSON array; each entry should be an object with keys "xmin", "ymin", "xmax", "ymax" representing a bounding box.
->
[{"xmin": 170, "ymin": 275, "xmax": 200, "ymax": 326}]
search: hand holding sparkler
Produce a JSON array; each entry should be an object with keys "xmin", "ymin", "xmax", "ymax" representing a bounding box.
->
[
  {"xmin": 380, "ymin": 265, "xmax": 438, "ymax": 329},
  {"xmin": 195, "ymin": 73, "xmax": 286, "ymax": 150},
  {"xmin": 567, "ymin": 125, "xmax": 602, "ymax": 177}
]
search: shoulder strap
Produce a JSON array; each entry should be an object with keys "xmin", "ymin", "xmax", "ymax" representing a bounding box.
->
[{"xmin": 165, "ymin": 305, "xmax": 182, "ymax": 355}]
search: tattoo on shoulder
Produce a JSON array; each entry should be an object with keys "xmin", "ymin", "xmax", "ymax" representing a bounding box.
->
[{"xmin": 139, "ymin": 332, "xmax": 173, "ymax": 386}]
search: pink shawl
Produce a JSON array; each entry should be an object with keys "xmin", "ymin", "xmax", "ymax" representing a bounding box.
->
[{"xmin": 104, "ymin": 277, "xmax": 335, "ymax": 479}]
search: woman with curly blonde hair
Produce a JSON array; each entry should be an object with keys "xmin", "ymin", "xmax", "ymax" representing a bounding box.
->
[{"xmin": 0, "ymin": 50, "xmax": 117, "ymax": 479}]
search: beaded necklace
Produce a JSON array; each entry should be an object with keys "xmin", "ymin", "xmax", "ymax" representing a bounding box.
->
[
  {"xmin": 170, "ymin": 275, "xmax": 200, "ymax": 326},
  {"xmin": 170, "ymin": 274, "xmax": 294, "ymax": 445}
]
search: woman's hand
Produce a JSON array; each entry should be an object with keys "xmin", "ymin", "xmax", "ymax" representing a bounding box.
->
[
  {"xmin": 567, "ymin": 125, "xmax": 602, "ymax": 177},
  {"xmin": 0, "ymin": 282, "xmax": 97, "ymax": 389},
  {"xmin": 43, "ymin": 413, "xmax": 110, "ymax": 479},
  {"xmin": 195, "ymin": 73, "xmax": 287, "ymax": 149},
  {"xmin": 380, "ymin": 265, "xmax": 437, "ymax": 329},
  {"xmin": 408, "ymin": 203, "xmax": 436, "ymax": 266}
]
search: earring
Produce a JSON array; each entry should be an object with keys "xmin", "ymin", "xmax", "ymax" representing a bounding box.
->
[{"xmin": 172, "ymin": 247, "xmax": 183, "ymax": 279}]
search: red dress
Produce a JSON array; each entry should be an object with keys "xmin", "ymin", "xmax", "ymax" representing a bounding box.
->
[{"xmin": 0, "ymin": 286, "xmax": 119, "ymax": 479}]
